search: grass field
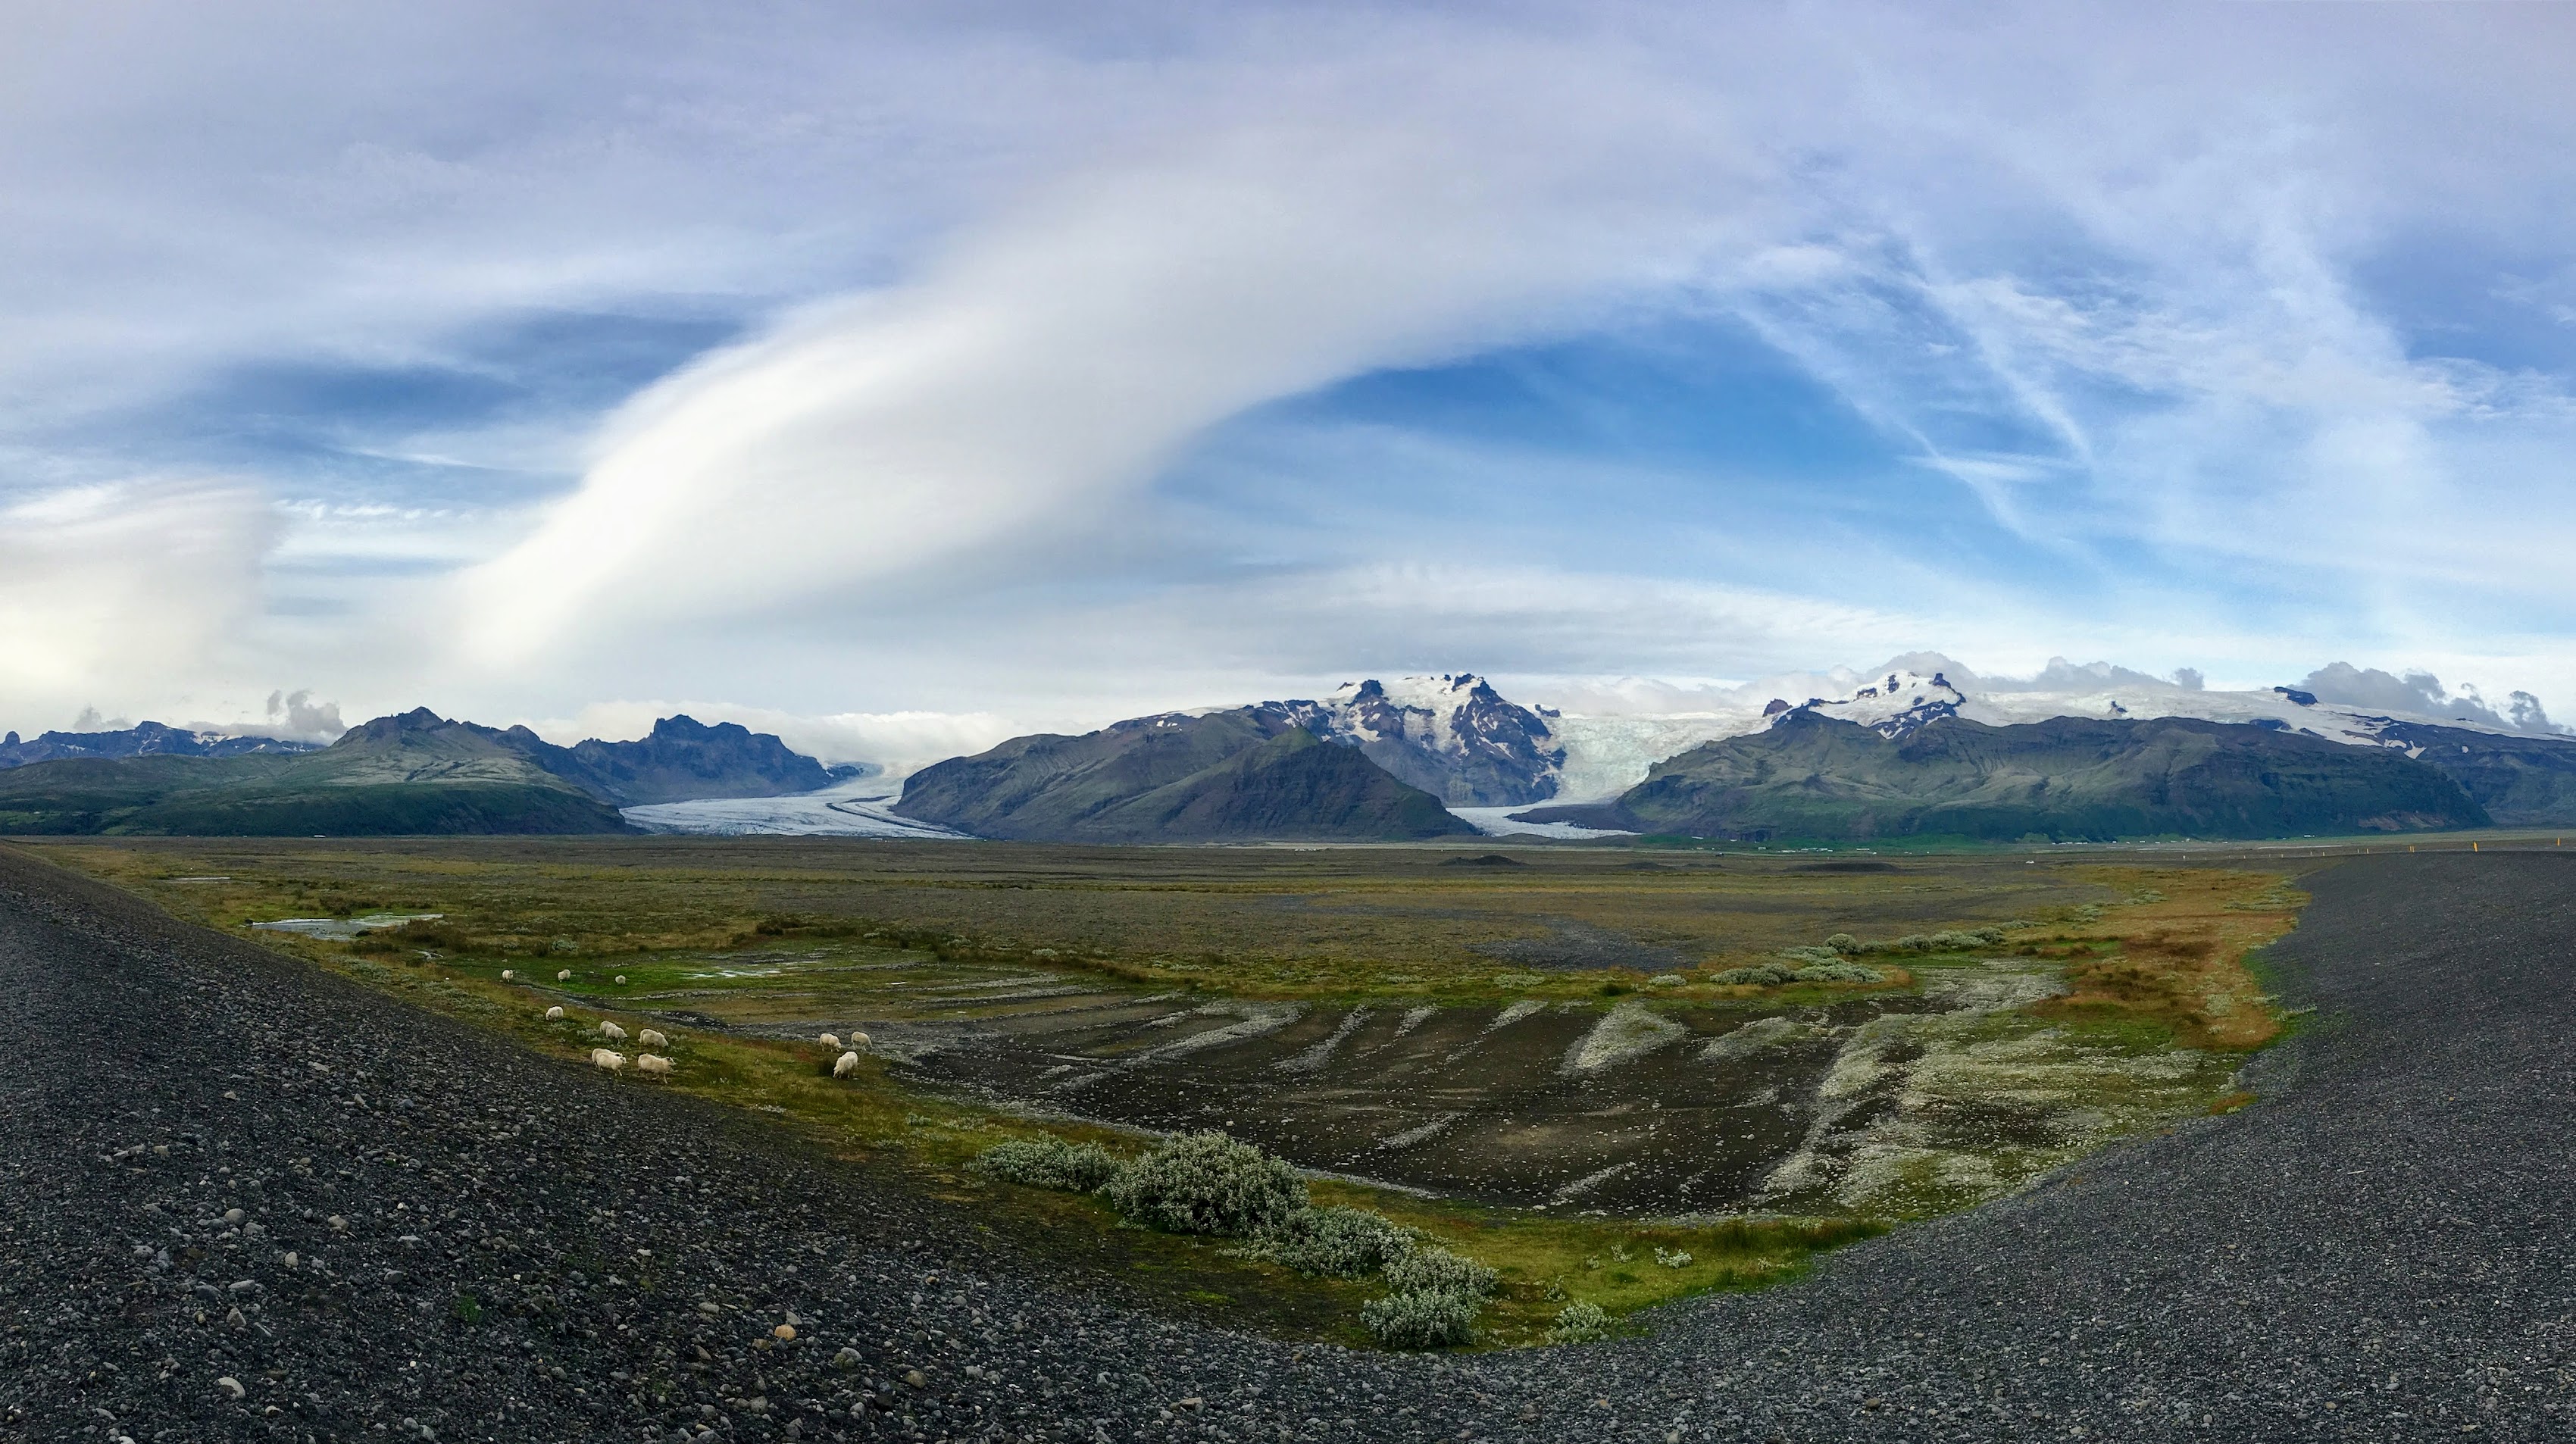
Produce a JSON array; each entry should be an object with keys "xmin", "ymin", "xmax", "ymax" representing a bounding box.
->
[{"xmin": 17, "ymin": 834, "xmax": 2309, "ymax": 1348}]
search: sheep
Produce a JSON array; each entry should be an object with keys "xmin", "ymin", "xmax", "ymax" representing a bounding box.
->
[
  {"xmin": 590, "ymin": 1049, "xmax": 627, "ymax": 1072},
  {"xmin": 598, "ymin": 1020, "xmax": 628, "ymax": 1042},
  {"xmin": 638, "ymin": 1028, "xmax": 667, "ymax": 1049},
  {"xmin": 556, "ymin": 968, "xmax": 573, "ymax": 982},
  {"xmin": 635, "ymin": 1054, "xmax": 673, "ymax": 1077},
  {"xmin": 501, "ymin": 968, "xmax": 515, "ymax": 980},
  {"xmin": 850, "ymin": 1030, "xmax": 871, "ymax": 1048},
  {"xmin": 614, "ymin": 975, "xmax": 628, "ymax": 985},
  {"xmin": 818, "ymin": 1033, "xmax": 840, "ymax": 1049},
  {"xmin": 544, "ymin": 1006, "xmax": 564, "ymax": 1020},
  {"xmin": 833, "ymin": 1051, "xmax": 861, "ymax": 1078}
]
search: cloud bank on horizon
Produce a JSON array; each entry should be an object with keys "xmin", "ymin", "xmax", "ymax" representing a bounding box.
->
[{"xmin": 6, "ymin": 2, "xmax": 2576, "ymax": 758}]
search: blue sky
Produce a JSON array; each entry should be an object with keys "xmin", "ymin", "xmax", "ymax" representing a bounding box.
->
[{"xmin": 5, "ymin": 2, "xmax": 2576, "ymax": 762}]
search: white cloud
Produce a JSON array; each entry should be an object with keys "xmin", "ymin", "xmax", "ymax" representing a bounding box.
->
[
  {"xmin": 0, "ymin": 481, "xmax": 277, "ymax": 724},
  {"xmin": 452, "ymin": 55, "xmax": 1770, "ymax": 660},
  {"xmin": 12, "ymin": 4, "xmax": 2576, "ymax": 733}
]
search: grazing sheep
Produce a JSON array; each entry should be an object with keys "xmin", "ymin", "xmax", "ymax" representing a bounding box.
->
[
  {"xmin": 501, "ymin": 969, "xmax": 514, "ymax": 980},
  {"xmin": 850, "ymin": 1031, "xmax": 871, "ymax": 1048},
  {"xmin": 638, "ymin": 1029, "xmax": 667, "ymax": 1049},
  {"xmin": 556, "ymin": 968, "xmax": 573, "ymax": 981},
  {"xmin": 818, "ymin": 1033, "xmax": 840, "ymax": 1049},
  {"xmin": 590, "ymin": 1049, "xmax": 627, "ymax": 1072},
  {"xmin": 544, "ymin": 1006, "xmax": 564, "ymax": 1020},
  {"xmin": 614, "ymin": 975, "xmax": 627, "ymax": 985},
  {"xmin": 636, "ymin": 1054, "xmax": 673, "ymax": 1077},
  {"xmin": 833, "ymin": 1051, "xmax": 861, "ymax": 1078},
  {"xmin": 598, "ymin": 1021, "xmax": 628, "ymax": 1042}
]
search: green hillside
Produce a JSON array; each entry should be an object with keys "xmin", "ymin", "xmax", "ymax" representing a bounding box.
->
[
  {"xmin": 0, "ymin": 711, "xmax": 630, "ymax": 836},
  {"xmin": 1550, "ymin": 712, "xmax": 2489, "ymax": 842},
  {"xmin": 894, "ymin": 711, "xmax": 1472, "ymax": 842}
]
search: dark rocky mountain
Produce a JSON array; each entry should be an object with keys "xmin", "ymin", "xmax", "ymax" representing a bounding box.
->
[
  {"xmin": 1518, "ymin": 711, "xmax": 2488, "ymax": 842},
  {"xmin": 893, "ymin": 708, "xmax": 1471, "ymax": 842},
  {"xmin": 489, "ymin": 714, "xmax": 833, "ymax": 805},
  {"xmin": 0, "ymin": 721, "xmax": 319, "ymax": 767},
  {"xmin": 0, "ymin": 708, "xmax": 836, "ymax": 836},
  {"xmin": 2366, "ymin": 720, "xmax": 2576, "ymax": 827},
  {"xmin": 1275, "ymin": 674, "xmax": 1564, "ymax": 807},
  {"xmin": 0, "ymin": 708, "xmax": 628, "ymax": 836}
]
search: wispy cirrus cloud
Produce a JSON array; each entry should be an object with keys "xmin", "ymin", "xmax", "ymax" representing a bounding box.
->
[{"xmin": 10, "ymin": 3, "xmax": 2576, "ymax": 746}]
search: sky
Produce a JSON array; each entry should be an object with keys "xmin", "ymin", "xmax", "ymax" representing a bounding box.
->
[{"xmin": 7, "ymin": 1, "xmax": 2576, "ymax": 766}]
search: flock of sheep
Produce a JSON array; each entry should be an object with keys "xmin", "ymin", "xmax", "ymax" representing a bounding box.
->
[{"xmin": 511, "ymin": 967, "xmax": 872, "ymax": 1083}]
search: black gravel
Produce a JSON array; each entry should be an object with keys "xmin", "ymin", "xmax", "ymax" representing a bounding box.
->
[{"xmin": 5, "ymin": 847, "xmax": 2574, "ymax": 1442}]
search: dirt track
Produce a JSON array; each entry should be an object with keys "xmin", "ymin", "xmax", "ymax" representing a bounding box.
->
[{"xmin": 5, "ymin": 845, "xmax": 2574, "ymax": 1441}]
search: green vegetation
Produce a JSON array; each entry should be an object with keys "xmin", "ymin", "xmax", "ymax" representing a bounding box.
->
[
  {"xmin": 0, "ymin": 716, "xmax": 627, "ymax": 836},
  {"xmin": 1594, "ymin": 711, "xmax": 2487, "ymax": 841},
  {"xmin": 895, "ymin": 711, "xmax": 1471, "ymax": 842},
  {"xmin": 1097, "ymin": 1132, "xmax": 1309, "ymax": 1236}
]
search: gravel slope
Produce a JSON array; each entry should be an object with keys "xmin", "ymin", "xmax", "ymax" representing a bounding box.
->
[{"xmin": 5, "ymin": 847, "xmax": 2574, "ymax": 1442}]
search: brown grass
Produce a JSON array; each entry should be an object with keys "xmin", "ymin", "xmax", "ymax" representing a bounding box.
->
[{"xmin": 2021, "ymin": 867, "xmax": 2302, "ymax": 1050}]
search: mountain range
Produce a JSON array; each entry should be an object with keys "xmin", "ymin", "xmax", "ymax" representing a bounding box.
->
[
  {"xmin": 1522, "ymin": 711, "xmax": 2490, "ymax": 842},
  {"xmin": 892, "ymin": 708, "xmax": 1471, "ymax": 842},
  {"xmin": 894, "ymin": 661, "xmax": 2576, "ymax": 845},
  {"xmin": 18, "ymin": 655, "xmax": 2576, "ymax": 842},
  {"xmin": 0, "ymin": 720, "xmax": 320, "ymax": 767},
  {"xmin": 0, "ymin": 709, "xmax": 834, "ymax": 836}
]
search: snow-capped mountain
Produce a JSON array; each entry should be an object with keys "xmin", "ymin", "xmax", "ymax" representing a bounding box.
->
[
  {"xmin": 1515, "ymin": 654, "xmax": 2576, "ymax": 805},
  {"xmin": 1773, "ymin": 668, "xmax": 1969, "ymax": 739},
  {"xmin": 1277, "ymin": 674, "xmax": 1565, "ymax": 807}
]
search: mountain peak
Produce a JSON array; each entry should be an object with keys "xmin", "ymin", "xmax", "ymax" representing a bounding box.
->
[{"xmin": 1773, "ymin": 670, "xmax": 1968, "ymax": 740}]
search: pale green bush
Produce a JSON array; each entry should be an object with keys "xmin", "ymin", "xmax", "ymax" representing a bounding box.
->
[
  {"xmin": 1383, "ymin": 1246, "xmax": 1497, "ymax": 1299},
  {"xmin": 1238, "ymin": 1205, "xmax": 1420, "ymax": 1279},
  {"xmin": 1791, "ymin": 961, "xmax": 1884, "ymax": 983},
  {"xmin": 1546, "ymin": 1301, "xmax": 1612, "ymax": 1343},
  {"xmin": 1099, "ymin": 1131, "xmax": 1307, "ymax": 1236},
  {"xmin": 970, "ymin": 1136, "xmax": 1122, "ymax": 1192},
  {"xmin": 1361, "ymin": 1287, "xmax": 1481, "ymax": 1349}
]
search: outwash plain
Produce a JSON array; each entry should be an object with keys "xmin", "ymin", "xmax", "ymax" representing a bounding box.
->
[{"xmin": 7, "ymin": 834, "xmax": 2574, "ymax": 1439}]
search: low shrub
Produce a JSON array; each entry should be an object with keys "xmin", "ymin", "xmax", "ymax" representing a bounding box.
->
[
  {"xmin": 1546, "ymin": 1301, "xmax": 1612, "ymax": 1343},
  {"xmin": 1790, "ymin": 961, "xmax": 1884, "ymax": 983},
  {"xmin": 1238, "ymin": 1205, "xmax": 1420, "ymax": 1279},
  {"xmin": 1099, "ymin": 1131, "xmax": 1308, "ymax": 1236},
  {"xmin": 971, "ymin": 1136, "xmax": 1123, "ymax": 1192},
  {"xmin": 1825, "ymin": 933, "xmax": 1860, "ymax": 954},
  {"xmin": 1713, "ymin": 962, "xmax": 1798, "ymax": 986},
  {"xmin": 1361, "ymin": 1287, "xmax": 1481, "ymax": 1349},
  {"xmin": 1383, "ymin": 1246, "xmax": 1497, "ymax": 1299}
]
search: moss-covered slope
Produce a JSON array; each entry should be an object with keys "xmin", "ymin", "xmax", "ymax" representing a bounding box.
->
[
  {"xmin": 1570, "ymin": 712, "xmax": 2487, "ymax": 842},
  {"xmin": 894, "ymin": 711, "xmax": 1472, "ymax": 842}
]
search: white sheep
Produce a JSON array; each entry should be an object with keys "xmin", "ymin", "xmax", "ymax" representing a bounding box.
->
[
  {"xmin": 544, "ymin": 1006, "xmax": 564, "ymax": 1020},
  {"xmin": 614, "ymin": 974, "xmax": 628, "ymax": 985},
  {"xmin": 818, "ymin": 1033, "xmax": 840, "ymax": 1049},
  {"xmin": 556, "ymin": 968, "xmax": 573, "ymax": 982},
  {"xmin": 638, "ymin": 1029, "xmax": 667, "ymax": 1049},
  {"xmin": 590, "ymin": 1049, "xmax": 627, "ymax": 1072},
  {"xmin": 636, "ymin": 1054, "xmax": 673, "ymax": 1077},
  {"xmin": 501, "ymin": 969, "xmax": 515, "ymax": 980},
  {"xmin": 850, "ymin": 1031, "xmax": 871, "ymax": 1048},
  {"xmin": 598, "ymin": 1020, "xmax": 628, "ymax": 1042},
  {"xmin": 832, "ymin": 1051, "xmax": 861, "ymax": 1078}
]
